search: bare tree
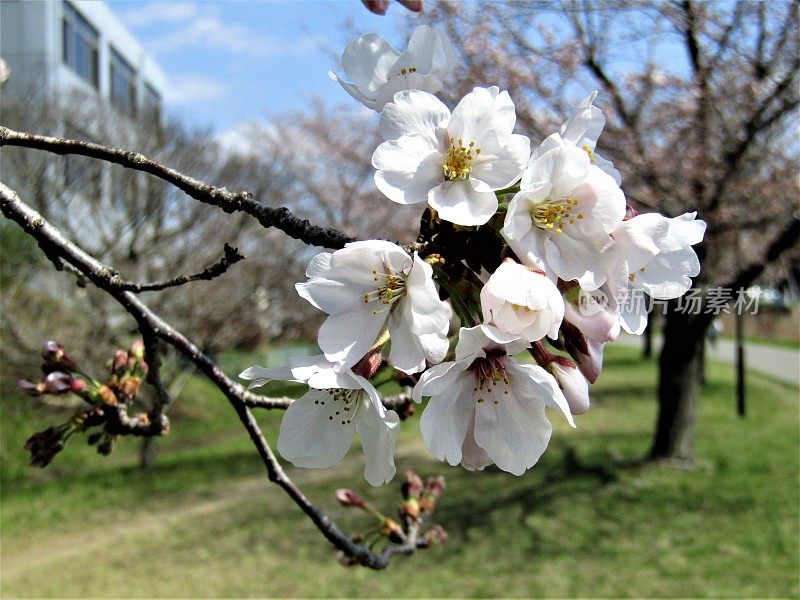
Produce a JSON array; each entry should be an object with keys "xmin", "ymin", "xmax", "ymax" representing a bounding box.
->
[{"xmin": 422, "ymin": 0, "xmax": 799, "ymax": 463}]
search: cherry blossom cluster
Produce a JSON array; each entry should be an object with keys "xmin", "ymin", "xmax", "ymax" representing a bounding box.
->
[{"xmin": 241, "ymin": 25, "xmax": 705, "ymax": 486}]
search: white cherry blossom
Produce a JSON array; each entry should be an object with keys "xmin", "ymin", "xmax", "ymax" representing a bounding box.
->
[
  {"xmin": 413, "ymin": 325, "xmax": 574, "ymax": 476},
  {"xmin": 329, "ymin": 25, "xmax": 458, "ymax": 112},
  {"xmin": 295, "ymin": 240, "xmax": 450, "ymax": 374},
  {"xmin": 609, "ymin": 212, "xmax": 706, "ymax": 334},
  {"xmin": 535, "ymin": 91, "xmax": 621, "ymax": 185},
  {"xmin": 372, "ymin": 86, "xmax": 531, "ymax": 226},
  {"xmin": 502, "ymin": 144, "xmax": 626, "ymax": 290},
  {"xmin": 480, "ymin": 260, "xmax": 564, "ymax": 342},
  {"xmin": 240, "ymin": 355, "xmax": 399, "ymax": 486}
]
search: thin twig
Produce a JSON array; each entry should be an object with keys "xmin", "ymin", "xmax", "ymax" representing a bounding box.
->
[
  {"xmin": 118, "ymin": 243, "xmax": 245, "ymax": 292},
  {"xmin": 0, "ymin": 181, "xmax": 414, "ymax": 569},
  {"xmin": 0, "ymin": 126, "xmax": 356, "ymax": 249}
]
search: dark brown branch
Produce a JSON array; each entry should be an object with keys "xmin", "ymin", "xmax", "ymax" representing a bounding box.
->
[
  {"xmin": 0, "ymin": 126, "xmax": 356, "ymax": 250},
  {"xmin": 118, "ymin": 243, "xmax": 245, "ymax": 292},
  {"xmin": 0, "ymin": 181, "xmax": 415, "ymax": 569}
]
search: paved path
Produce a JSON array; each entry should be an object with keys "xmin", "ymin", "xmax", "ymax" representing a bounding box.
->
[{"xmin": 617, "ymin": 333, "xmax": 799, "ymax": 386}]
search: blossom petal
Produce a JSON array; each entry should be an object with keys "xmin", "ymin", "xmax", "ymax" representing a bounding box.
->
[
  {"xmin": 401, "ymin": 24, "xmax": 459, "ymax": 81},
  {"xmin": 379, "ymin": 90, "xmax": 450, "ymax": 144},
  {"xmin": 638, "ymin": 247, "xmax": 700, "ymax": 299},
  {"xmin": 419, "ymin": 374, "xmax": 473, "ymax": 466},
  {"xmin": 318, "ymin": 310, "xmax": 386, "ymax": 370},
  {"xmin": 328, "ymin": 71, "xmax": 378, "ymax": 110},
  {"xmin": 277, "ymin": 389, "xmax": 355, "ymax": 469},
  {"xmin": 341, "ymin": 33, "xmax": 400, "ymax": 95},
  {"xmin": 514, "ymin": 363, "xmax": 575, "ymax": 427},
  {"xmin": 460, "ymin": 413, "xmax": 493, "ymax": 471},
  {"xmin": 449, "ymin": 86, "xmax": 516, "ymax": 140},
  {"xmin": 403, "ymin": 254, "xmax": 450, "ymax": 334},
  {"xmin": 473, "ymin": 373, "xmax": 552, "ymax": 476},
  {"xmin": 470, "ymin": 133, "xmax": 530, "ymax": 190},
  {"xmin": 387, "ymin": 310, "xmax": 427, "ymax": 374},
  {"xmin": 429, "ymin": 181, "xmax": 498, "ymax": 226},
  {"xmin": 412, "ymin": 360, "xmax": 464, "ymax": 402},
  {"xmin": 356, "ymin": 400, "xmax": 399, "ymax": 486}
]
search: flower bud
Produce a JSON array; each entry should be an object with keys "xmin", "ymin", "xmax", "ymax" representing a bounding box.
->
[
  {"xmin": 560, "ymin": 321, "xmax": 604, "ymax": 384},
  {"xmin": 380, "ymin": 518, "xmax": 405, "ymax": 544},
  {"xmin": 423, "ymin": 475, "xmax": 445, "ymax": 498},
  {"xmin": 41, "ymin": 341, "xmax": 77, "ymax": 370},
  {"xmin": 423, "ymin": 525, "xmax": 448, "ymax": 546},
  {"xmin": 401, "ymin": 498, "xmax": 420, "ymax": 520},
  {"xmin": 17, "ymin": 379, "xmax": 44, "ymax": 396},
  {"xmin": 624, "ymin": 205, "xmax": 640, "ymax": 220},
  {"xmin": 335, "ymin": 489, "xmax": 366, "ymax": 509},
  {"xmin": 112, "ymin": 350, "xmax": 128, "ymax": 376},
  {"xmin": 352, "ymin": 350, "xmax": 383, "ymax": 379},
  {"xmin": 43, "ymin": 371, "xmax": 73, "ymax": 394},
  {"xmin": 548, "ymin": 357, "xmax": 591, "ymax": 415},
  {"xmin": 130, "ymin": 340, "xmax": 145, "ymax": 360},
  {"xmin": 402, "ymin": 469, "xmax": 423, "ymax": 499}
]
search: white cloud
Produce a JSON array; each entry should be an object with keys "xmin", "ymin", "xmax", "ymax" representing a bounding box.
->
[
  {"xmin": 162, "ymin": 74, "xmax": 227, "ymax": 105},
  {"xmin": 119, "ymin": 1, "xmax": 199, "ymax": 28},
  {"xmin": 128, "ymin": 4, "xmax": 327, "ymax": 59}
]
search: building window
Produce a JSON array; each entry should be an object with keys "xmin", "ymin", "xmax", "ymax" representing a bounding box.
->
[
  {"xmin": 62, "ymin": 1, "xmax": 99, "ymax": 87},
  {"xmin": 110, "ymin": 47, "xmax": 137, "ymax": 116},
  {"xmin": 143, "ymin": 83, "xmax": 162, "ymax": 124}
]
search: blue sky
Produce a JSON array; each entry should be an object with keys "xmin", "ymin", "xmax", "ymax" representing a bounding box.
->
[{"xmin": 108, "ymin": 1, "xmax": 423, "ymax": 133}]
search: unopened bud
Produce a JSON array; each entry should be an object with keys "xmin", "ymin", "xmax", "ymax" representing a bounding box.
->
[
  {"xmin": 624, "ymin": 205, "xmax": 640, "ymax": 220},
  {"xmin": 352, "ymin": 350, "xmax": 383, "ymax": 379},
  {"xmin": 423, "ymin": 524, "xmax": 448, "ymax": 546},
  {"xmin": 401, "ymin": 498, "xmax": 420, "ymax": 520},
  {"xmin": 70, "ymin": 378, "xmax": 87, "ymax": 394},
  {"xmin": 43, "ymin": 371, "xmax": 73, "ymax": 394},
  {"xmin": 118, "ymin": 376, "xmax": 142, "ymax": 399},
  {"xmin": 41, "ymin": 341, "xmax": 77, "ymax": 370},
  {"xmin": 380, "ymin": 518, "xmax": 405, "ymax": 543},
  {"xmin": 402, "ymin": 469, "xmax": 423, "ymax": 499},
  {"xmin": 335, "ymin": 489, "xmax": 366, "ymax": 509},
  {"xmin": 112, "ymin": 350, "xmax": 128, "ymax": 375},
  {"xmin": 548, "ymin": 357, "xmax": 591, "ymax": 415},
  {"xmin": 130, "ymin": 340, "xmax": 145, "ymax": 360},
  {"xmin": 17, "ymin": 379, "xmax": 45, "ymax": 396},
  {"xmin": 423, "ymin": 475, "xmax": 445, "ymax": 498}
]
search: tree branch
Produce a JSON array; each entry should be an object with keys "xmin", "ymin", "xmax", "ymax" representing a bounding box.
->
[
  {"xmin": 0, "ymin": 126, "xmax": 356, "ymax": 249},
  {"xmin": 117, "ymin": 243, "xmax": 245, "ymax": 292},
  {"xmin": 0, "ymin": 181, "xmax": 415, "ymax": 569}
]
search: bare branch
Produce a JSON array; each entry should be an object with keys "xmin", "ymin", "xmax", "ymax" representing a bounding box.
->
[
  {"xmin": 0, "ymin": 126, "xmax": 356, "ymax": 249},
  {"xmin": 118, "ymin": 243, "xmax": 245, "ymax": 292},
  {"xmin": 0, "ymin": 180, "xmax": 420, "ymax": 569}
]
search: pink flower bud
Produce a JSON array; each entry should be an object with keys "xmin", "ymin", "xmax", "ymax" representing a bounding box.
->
[
  {"xmin": 17, "ymin": 379, "xmax": 44, "ymax": 396},
  {"xmin": 423, "ymin": 525, "xmax": 448, "ymax": 546},
  {"xmin": 41, "ymin": 341, "xmax": 77, "ymax": 370},
  {"xmin": 43, "ymin": 371, "xmax": 73, "ymax": 394},
  {"xmin": 112, "ymin": 350, "xmax": 128, "ymax": 374},
  {"xmin": 335, "ymin": 489, "xmax": 366, "ymax": 509},
  {"xmin": 130, "ymin": 340, "xmax": 145, "ymax": 360},
  {"xmin": 548, "ymin": 357, "xmax": 591, "ymax": 415},
  {"xmin": 352, "ymin": 350, "xmax": 383, "ymax": 379},
  {"xmin": 70, "ymin": 378, "xmax": 87, "ymax": 393},
  {"xmin": 560, "ymin": 321, "xmax": 604, "ymax": 383},
  {"xmin": 423, "ymin": 475, "xmax": 445, "ymax": 498},
  {"xmin": 402, "ymin": 469, "xmax": 423, "ymax": 499}
]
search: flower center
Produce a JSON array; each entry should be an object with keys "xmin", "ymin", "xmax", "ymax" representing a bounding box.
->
[
  {"xmin": 363, "ymin": 265, "xmax": 407, "ymax": 316},
  {"xmin": 317, "ymin": 388, "xmax": 362, "ymax": 426},
  {"xmin": 529, "ymin": 195, "xmax": 584, "ymax": 234},
  {"xmin": 443, "ymin": 138, "xmax": 480, "ymax": 181},
  {"xmin": 469, "ymin": 348, "xmax": 511, "ymax": 406}
]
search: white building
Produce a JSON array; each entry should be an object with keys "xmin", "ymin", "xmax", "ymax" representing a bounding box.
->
[{"xmin": 1, "ymin": 0, "xmax": 165, "ymax": 123}]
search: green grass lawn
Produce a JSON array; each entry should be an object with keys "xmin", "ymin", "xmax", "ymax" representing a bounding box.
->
[{"xmin": 1, "ymin": 345, "xmax": 798, "ymax": 598}]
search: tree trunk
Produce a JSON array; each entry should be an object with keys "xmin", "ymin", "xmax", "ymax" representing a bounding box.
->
[
  {"xmin": 649, "ymin": 306, "xmax": 704, "ymax": 463},
  {"xmin": 642, "ymin": 313, "xmax": 653, "ymax": 359}
]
